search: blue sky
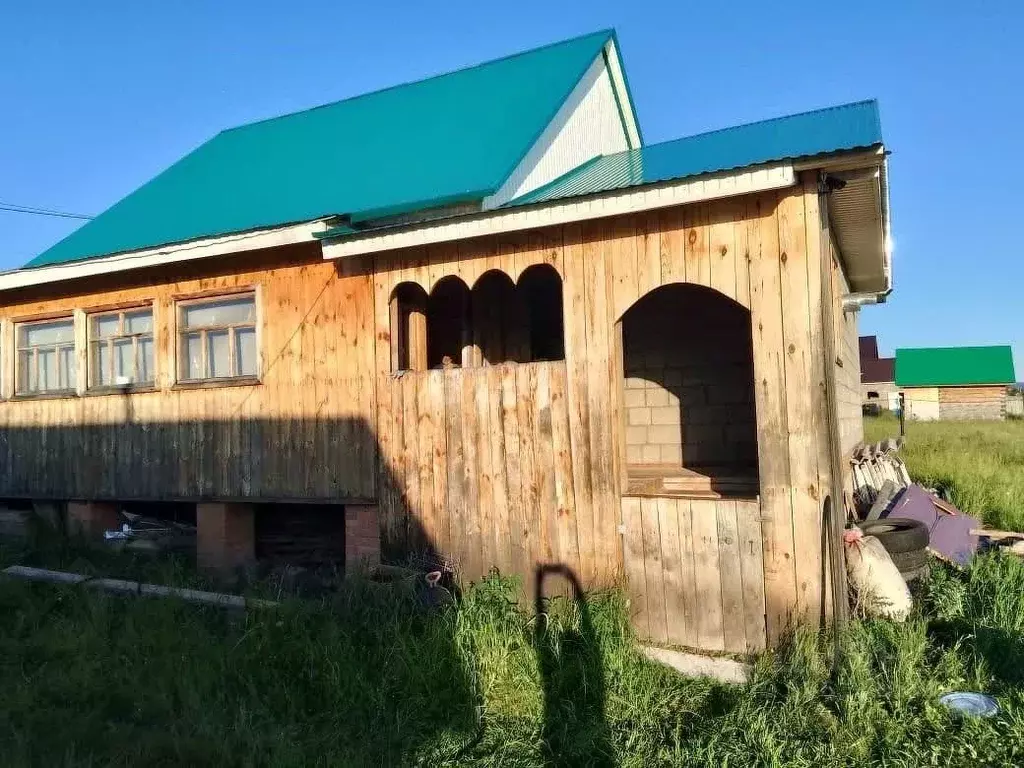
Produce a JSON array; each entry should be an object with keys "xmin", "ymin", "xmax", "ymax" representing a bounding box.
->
[{"xmin": 2, "ymin": 1, "xmax": 1022, "ymax": 372}]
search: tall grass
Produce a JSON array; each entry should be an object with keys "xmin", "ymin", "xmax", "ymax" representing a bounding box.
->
[
  {"xmin": 2, "ymin": 558, "xmax": 1024, "ymax": 766},
  {"xmin": 865, "ymin": 414, "xmax": 1024, "ymax": 531}
]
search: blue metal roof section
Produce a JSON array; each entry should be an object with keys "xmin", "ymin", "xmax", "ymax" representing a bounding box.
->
[{"xmin": 508, "ymin": 100, "xmax": 883, "ymax": 207}]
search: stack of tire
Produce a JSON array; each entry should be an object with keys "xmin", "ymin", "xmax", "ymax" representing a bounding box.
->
[{"xmin": 856, "ymin": 518, "xmax": 930, "ymax": 582}]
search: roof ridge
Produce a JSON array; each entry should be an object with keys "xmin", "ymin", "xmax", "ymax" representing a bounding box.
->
[
  {"xmin": 642, "ymin": 99, "xmax": 880, "ymax": 151},
  {"xmin": 221, "ymin": 28, "xmax": 614, "ymax": 135}
]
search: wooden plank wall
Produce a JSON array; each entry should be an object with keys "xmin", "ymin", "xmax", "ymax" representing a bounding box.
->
[
  {"xmin": 372, "ymin": 183, "xmax": 832, "ymax": 644},
  {"xmin": 0, "ymin": 243, "xmax": 378, "ymax": 502},
  {"xmin": 376, "ymin": 362, "xmax": 579, "ymax": 591},
  {"xmin": 829, "ymin": 235, "xmax": 865, "ymax": 457},
  {"xmin": 621, "ymin": 496, "xmax": 766, "ymax": 652}
]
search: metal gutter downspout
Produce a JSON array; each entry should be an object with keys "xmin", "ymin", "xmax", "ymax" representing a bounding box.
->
[{"xmin": 817, "ymin": 174, "xmax": 851, "ymax": 639}]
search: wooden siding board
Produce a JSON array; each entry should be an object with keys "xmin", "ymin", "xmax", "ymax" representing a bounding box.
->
[
  {"xmin": 747, "ymin": 192, "xmax": 798, "ymax": 644},
  {"xmin": 777, "ymin": 188, "xmax": 823, "ymax": 624},
  {"xmin": 640, "ymin": 497, "xmax": 669, "ymax": 645}
]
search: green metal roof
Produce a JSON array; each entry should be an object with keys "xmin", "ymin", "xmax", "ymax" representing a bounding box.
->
[
  {"xmin": 507, "ymin": 100, "xmax": 883, "ymax": 207},
  {"xmin": 28, "ymin": 30, "xmax": 618, "ymax": 269},
  {"xmin": 895, "ymin": 346, "xmax": 1016, "ymax": 387}
]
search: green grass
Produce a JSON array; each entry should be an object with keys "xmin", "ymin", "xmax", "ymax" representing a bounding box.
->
[
  {"xmin": 3, "ymin": 416, "xmax": 1024, "ymax": 765},
  {"xmin": 864, "ymin": 414, "xmax": 1024, "ymax": 531},
  {"xmin": 2, "ymin": 555, "xmax": 1024, "ymax": 767}
]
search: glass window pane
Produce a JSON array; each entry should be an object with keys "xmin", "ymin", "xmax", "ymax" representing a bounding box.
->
[
  {"xmin": 207, "ymin": 330, "xmax": 230, "ymax": 378},
  {"xmin": 182, "ymin": 296, "xmax": 254, "ymax": 329},
  {"xmin": 113, "ymin": 339, "xmax": 134, "ymax": 383},
  {"xmin": 22, "ymin": 319, "xmax": 74, "ymax": 347},
  {"xmin": 185, "ymin": 333, "xmax": 204, "ymax": 380},
  {"xmin": 235, "ymin": 327, "xmax": 257, "ymax": 377},
  {"xmin": 138, "ymin": 338, "xmax": 154, "ymax": 383},
  {"xmin": 18, "ymin": 350, "xmax": 32, "ymax": 392},
  {"xmin": 95, "ymin": 343, "xmax": 111, "ymax": 386},
  {"xmin": 59, "ymin": 346, "xmax": 75, "ymax": 390},
  {"xmin": 39, "ymin": 349, "xmax": 56, "ymax": 390},
  {"xmin": 125, "ymin": 310, "xmax": 152, "ymax": 335},
  {"xmin": 93, "ymin": 315, "xmax": 120, "ymax": 339}
]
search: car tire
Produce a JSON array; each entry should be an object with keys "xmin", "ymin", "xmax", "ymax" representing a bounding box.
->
[{"xmin": 857, "ymin": 518, "xmax": 929, "ymax": 554}]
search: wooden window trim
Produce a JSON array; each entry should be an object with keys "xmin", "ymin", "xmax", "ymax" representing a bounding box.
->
[
  {"xmin": 87, "ymin": 304, "xmax": 156, "ymax": 390},
  {"xmin": 13, "ymin": 315, "xmax": 77, "ymax": 398},
  {"xmin": 174, "ymin": 290, "xmax": 261, "ymax": 385}
]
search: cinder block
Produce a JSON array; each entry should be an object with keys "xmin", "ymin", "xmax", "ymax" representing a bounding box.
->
[
  {"xmin": 626, "ymin": 445, "xmax": 643, "ymax": 464},
  {"xmin": 624, "ymin": 377, "xmax": 647, "ymax": 391},
  {"xmin": 651, "ymin": 406, "xmax": 681, "ymax": 425},
  {"xmin": 645, "ymin": 387, "xmax": 669, "ymax": 407},
  {"xmin": 627, "ymin": 408, "xmax": 652, "ymax": 426},
  {"xmin": 641, "ymin": 445, "xmax": 662, "ymax": 463},
  {"xmin": 648, "ymin": 424, "xmax": 682, "ymax": 444},
  {"xmin": 663, "ymin": 368, "xmax": 684, "ymax": 387},
  {"xmin": 660, "ymin": 445, "xmax": 683, "ymax": 464},
  {"xmin": 626, "ymin": 425, "xmax": 648, "ymax": 445},
  {"xmin": 624, "ymin": 389, "xmax": 647, "ymax": 408}
]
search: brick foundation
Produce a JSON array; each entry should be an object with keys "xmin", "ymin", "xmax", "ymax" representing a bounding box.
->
[
  {"xmin": 67, "ymin": 502, "xmax": 120, "ymax": 539},
  {"xmin": 196, "ymin": 502, "xmax": 255, "ymax": 573},
  {"xmin": 345, "ymin": 504, "xmax": 380, "ymax": 572}
]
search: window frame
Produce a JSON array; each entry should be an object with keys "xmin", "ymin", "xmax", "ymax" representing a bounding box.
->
[
  {"xmin": 13, "ymin": 314, "xmax": 78, "ymax": 398},
  {"xmin": 86, "ymin": 303, "xmax": 157, "ymax": 393},
  {"xmin": 174, "ymin": 289, "xmax": 261, "ymax": 388}
]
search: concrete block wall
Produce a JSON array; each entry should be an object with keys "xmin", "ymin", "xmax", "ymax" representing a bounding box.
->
[{"xmin": 622, "ymin": 286, "xmax": 757, "ymax": 469}]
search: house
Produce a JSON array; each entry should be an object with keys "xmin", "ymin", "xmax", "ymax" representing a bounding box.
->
[
  {"xmin": 0, "ymin": 30, "xmax": 891, "ymax": 653},
  {"xmin": 896, "ymin": 345, "xmax": 1015, "ymax": 420},
  {"xmin": 859, "ymin": 335, "xmax": 897, "ymax": 410}
]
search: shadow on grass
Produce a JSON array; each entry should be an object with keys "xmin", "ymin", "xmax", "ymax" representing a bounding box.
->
[{"xmin": 534, "ymin": 564, "xmax": 614, "ymax": 768}]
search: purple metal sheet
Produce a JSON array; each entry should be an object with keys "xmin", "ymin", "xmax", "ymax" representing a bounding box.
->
[{"xmin": 884, "ymin": 485, "xmax": 980, "ymax": 566}]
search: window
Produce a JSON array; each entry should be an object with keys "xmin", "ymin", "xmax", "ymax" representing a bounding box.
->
[
  {"xmin": 89, "ymin": 307, "xmax": 155, "ymax": 388},
  {"xmin": 178, "ymin": 293, "xmax": 258, "ymax": 382},
  {"xmin": 867, "ymin": 391, "xmax": 880, "ymax": 400},
  {"xmin": 16, "ymin": 317, "xmax": 76, "ymax": 395}
]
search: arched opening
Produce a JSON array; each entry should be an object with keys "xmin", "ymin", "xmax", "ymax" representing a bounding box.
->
[
  {"xmin": 390, "ymin": 282, "xmax": 428, "ymax": 372},
  {"xmin": 518, "ymin": 264, "xmax": 565, "ymax": 362},
  {"xmin": 620, "ymin": 283, "xmax": 758, "ymax": 497},
  {"xmin": 427, "ymin": 276, "xmax": 471, "ymax": 368},
  {"xmin": 471, "ymin": 270, "xmax": 524, "ymax": 365}
]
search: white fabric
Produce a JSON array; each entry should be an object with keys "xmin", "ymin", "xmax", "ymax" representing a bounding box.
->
[{"xmin": 845, "ymin": 534, "xmax": 912, "ymax": 621}]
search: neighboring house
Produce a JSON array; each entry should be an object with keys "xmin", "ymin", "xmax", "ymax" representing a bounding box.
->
[
  {"xmin": 859, "ymin": 335, "xmax": 898, "ymax": 410},
  {"xmin": 896, "ymin": 346, "xmax": 1016, "ymax": 420},
  {"xmin": 0, "ymin": 30, "xmax": 892, "ymax": 653}
]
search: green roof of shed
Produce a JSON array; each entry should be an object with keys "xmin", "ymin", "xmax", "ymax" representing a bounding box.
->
[
  {"xmin": 895, "ymin": 346, "xmax": 1016, "ymax": 388},
  {"xmin": 508, "ymin": 100, "xmax": 883, "ymax": 206},
  {"xmin": 28, "ymin": 30, "xmax": 617, "ymax": 269}
]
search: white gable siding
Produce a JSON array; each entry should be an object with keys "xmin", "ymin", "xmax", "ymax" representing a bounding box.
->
[{"xmin": 483, "ymin": 54, "xmax": 631, "ymax": 209}]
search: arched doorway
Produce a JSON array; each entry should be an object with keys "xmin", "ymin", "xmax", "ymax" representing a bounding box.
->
[{"xmin": 619, "ymin": 283, "xmax": 758, "ymax": 497}]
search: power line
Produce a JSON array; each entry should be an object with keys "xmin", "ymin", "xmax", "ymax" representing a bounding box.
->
[{"xmin": 0, "ymin": 201, "xmax": 94, "ymax": 221}]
